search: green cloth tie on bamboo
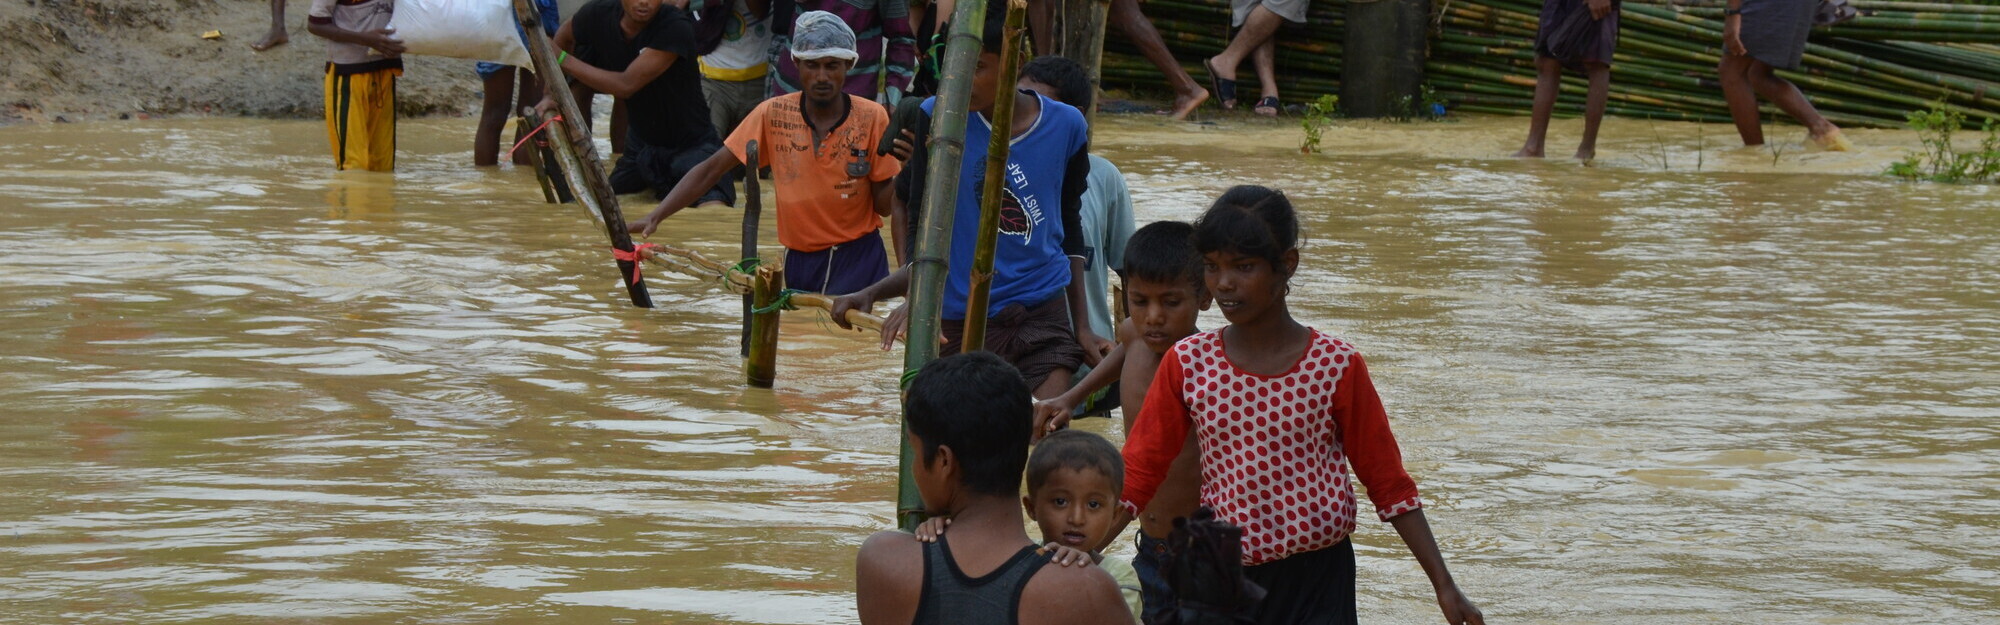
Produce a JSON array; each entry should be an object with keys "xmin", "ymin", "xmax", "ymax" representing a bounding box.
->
[{"xmin": 750, "ymin": 288, "xmax": 808, "ymax": 315}]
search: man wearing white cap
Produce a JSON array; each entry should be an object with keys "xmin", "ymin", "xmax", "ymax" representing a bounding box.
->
[{"xmin": 628, "ymin": 11, "xmax": 904, "ymax": 296}]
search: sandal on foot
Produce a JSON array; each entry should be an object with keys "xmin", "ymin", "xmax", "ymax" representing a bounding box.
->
[
  {"xmin": 1204, "ymin": 58, "xmax": 1237, "ymax": 110},
  {"xmin": 1253, "ymin": 96, "xmax": 1280, "ymax": 117}
]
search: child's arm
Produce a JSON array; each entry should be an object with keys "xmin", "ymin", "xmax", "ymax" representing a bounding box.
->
[
  {"xmin": 1031, "ymin": 342, "xmax": 1126, "ymax": 438},
  {"xmin": 1059, "ymin": 143, "xmax": 1112, "ymax": 365},
  {"xmin": 912, "ymin": 516, "xmax": 949, "ymax": 542},
  {"xmin": 304, "ymin": 19, "xmax": 402, "ymax": 55},
  {"xmin": 1389, "ymin": 510, "xmax": 1483, "ymax": 625},
  {"xmin": 1117, "ymin": 344, "xmax": 1193, "ymax": 520},
  {"xmin": 1337, "ymin": 351, "xmax": 1481, "ymax": 623}
]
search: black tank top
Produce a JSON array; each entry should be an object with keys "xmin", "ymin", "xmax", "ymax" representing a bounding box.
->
[{"xmin": 912, "ymin": 535, "xmax": 1051, "ymax": 625}]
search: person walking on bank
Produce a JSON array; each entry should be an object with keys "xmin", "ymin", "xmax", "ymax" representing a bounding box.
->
[
  {"xmin": 1718, "ymin": 0, "xmax": 1852, "ymax": 151},
  {"xmin": 1515, "ymin": 0, "xmax": 1618, "ymax": 161}
]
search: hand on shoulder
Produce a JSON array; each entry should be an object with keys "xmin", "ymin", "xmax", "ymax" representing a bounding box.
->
[{"xmin": 1019, "ymin": 556, "xmax": 1134, "ymax": 624}]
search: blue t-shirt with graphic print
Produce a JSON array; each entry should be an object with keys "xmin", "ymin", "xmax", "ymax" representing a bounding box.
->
[{"xmin": 919, "ymin": 92, "xmax": 1090, "ymax": 321}]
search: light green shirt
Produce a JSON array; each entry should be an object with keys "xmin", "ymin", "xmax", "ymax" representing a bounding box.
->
[{"xmin": 1102, "ymin": 555, "xmax": 1144, "ymax": 621}]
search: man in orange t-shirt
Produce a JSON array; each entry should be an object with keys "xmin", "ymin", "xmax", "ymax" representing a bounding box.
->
[{"xmin": 628, "ymin": 11, "xmax": 901, "ymax": 295}]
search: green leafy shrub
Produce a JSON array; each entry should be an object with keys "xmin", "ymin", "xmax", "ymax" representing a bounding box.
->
[
  {"xmin": 1300, "ymin": 95, "xmax": 1340, "ymax": 154},
  {"xmin": 1889, "ymin": 100, "xmax": 2000, "ymax": 183}
]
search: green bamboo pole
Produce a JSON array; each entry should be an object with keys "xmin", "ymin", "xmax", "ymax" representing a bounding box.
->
[
  {"xmin": 962, "ymin": 0, "xmax": 1028, "ymax": 353},
  {"xmin": 897, "ymin": 0, "xmax": 993, "ymax": 533}
]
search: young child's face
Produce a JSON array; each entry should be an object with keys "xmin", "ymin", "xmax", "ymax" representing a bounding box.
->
[
  {"xmin": 1124, "ymin": 276, "xmax": 1206, "ymax": 354},
  {"xmin": 1203, "ymin": 249, "xmax": 1294, "ymax": 324},
  {"xmin": 1024, "ymin": 466, "xmax": 1119, "ymax": 552}
]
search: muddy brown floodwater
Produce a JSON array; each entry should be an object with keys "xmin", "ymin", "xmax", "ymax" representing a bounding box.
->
[{"xmin": 0, "ymin": 113, "xmax": 1995, "ymax": 624}]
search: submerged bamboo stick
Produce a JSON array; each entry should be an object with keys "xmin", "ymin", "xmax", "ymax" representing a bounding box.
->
[
  {"xmin": 517, "ymin": 115, "xmax": 558, "ymax": 204},
  {"xmin": 513, "ymin": 0, "xmax": 653, "ymax": 308},
  {"xmin": 746, "ymin": 265, "xmax": 784, "ymax": 388},
  {"xmin": 741, "ymin": 140, "xmax": 762, "ymax": 358},
  {"xmin": 962, "ymin": 0, "xmax": 1028, "ymax": 354},
  {"xmin": 633, "ymin": 244, "xmax": 894, "ymax": 336}
]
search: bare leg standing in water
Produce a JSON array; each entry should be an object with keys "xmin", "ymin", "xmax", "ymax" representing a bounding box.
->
[
  {"xmin": 476, "ymin": 67, "xmax": 518, "ymax": 167},
  {"xmin": 1517, "ymin": 0, "xmax": 1616, "ymax": 159},
  {"xmin": 252, "ymin": 0, "xmax": 288, "ymax": 51},
  {"xmin": 1720, "ymin": 0, "xmax": 1848, "ymax": 149},
  {"xmin": 475, "ymin": 68, "xmax": 546, "ymax": 166},
  {"xmin": 1515, "ymin": 56, "xmax": 1562, "ymax": 158},
  {"xmin": 1108, "ymin": 0, "xmax": 1207, "ymax": 119},
  {"xmin": 1577, "ymin": 63, "xmax": 1609, "ymax": 160}
]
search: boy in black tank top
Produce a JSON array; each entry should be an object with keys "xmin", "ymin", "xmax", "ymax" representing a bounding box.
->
[{"xmin": 856, "ymin": 352, "xmax": 1133, "ymax": 624}]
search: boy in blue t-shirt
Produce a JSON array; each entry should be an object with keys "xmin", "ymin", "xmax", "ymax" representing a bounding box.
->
[{"xmin": 830, "ymin": 0, "xmax": 1105, "ymax": 400}]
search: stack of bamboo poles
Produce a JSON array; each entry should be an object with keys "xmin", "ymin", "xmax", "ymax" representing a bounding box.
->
[
  {"xmin": 1434, "ymin": 0, "xmax": 2000, "ymax": 127},
  {"xmin": 1097, "ymin": 0, "xmax": 2000, "ymax": 127}
]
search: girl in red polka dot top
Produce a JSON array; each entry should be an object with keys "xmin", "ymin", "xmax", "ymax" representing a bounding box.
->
[{"xmin": 1119, "ymin": 186, "xmax": 1484, "ymax": 625}]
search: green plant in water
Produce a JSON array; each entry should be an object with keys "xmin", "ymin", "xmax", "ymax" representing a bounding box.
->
[
  {"xmin": 1300, "ymin": 94, "xmax": 1339, "ymax": 154},
  {"xmin": 1386, "ymin": 85, "xmax": 1447, "ymax": 123},
  {"xmin": 1889, "ymin": 98, "xmax": 2000, "ymax": 183}
]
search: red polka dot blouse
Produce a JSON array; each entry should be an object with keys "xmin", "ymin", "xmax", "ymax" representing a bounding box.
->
[{"xmin": 1119, "ymin": 328, "xmax": 1424, "ymax": 566}]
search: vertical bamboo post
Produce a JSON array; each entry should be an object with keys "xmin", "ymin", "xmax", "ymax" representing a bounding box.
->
[
  {"xmin": 518, "ymin": 115, "xmax": 559, "ymax": 203},
  {"xmin": 898, "ymin": 0, "xmax": 995, "ymax": 532},
  {"xmin": 1054, "ymin": 0, "xmax": 1110, "ymax": 130},
  {"xmin": 513, "ymin": 0, "xmax": 653, "ymax": 308},
  {"xmin": 746, "ymin": 265, "xmax": 784, "ymax": 388},
  {"xmin": 740, "ymin": 140, "xmax": 762, "ymax": 357},
  {"xmin": 1341, "ymin": 0, "xmax": 1430, "ymax": 118},
  {"xmin": 961, "ymin": 0, "xmax": 1029, "ymax": 353}
]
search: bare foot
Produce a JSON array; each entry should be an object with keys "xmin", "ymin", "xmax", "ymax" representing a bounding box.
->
[
  {"xmin": 251, "ymin": 27, "xmax": 288, "ymax": 51},
  {"xmin": 1809, "ymin": 127, "xmax": 1852, "ymax": 152},
  {"xmin": 1167, "ymin": 86, "xmax": 1209, "ymax": 121},
  {"xmin": 1512, "ymin": 146, "xmax": 1544, "ymax": 158}
]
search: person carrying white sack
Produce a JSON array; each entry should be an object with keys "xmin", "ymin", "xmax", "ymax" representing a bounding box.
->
[{"xmin": 308, "ymin": 0, "xmax": 404, "ymax": 172}]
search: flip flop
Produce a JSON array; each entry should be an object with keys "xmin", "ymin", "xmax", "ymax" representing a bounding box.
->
[
  {"xmin": 1203, "ymin": 58, "xmax": 1237, "ymax": 110},
  {"xmin": 1253, "ymin": 96, "xmax": 1280, "ymax": 117}
]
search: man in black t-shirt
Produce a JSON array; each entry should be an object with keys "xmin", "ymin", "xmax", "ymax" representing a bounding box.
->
[{"xmin": 545, "ymin": 0, "xmax": 735, "ymax": 206}]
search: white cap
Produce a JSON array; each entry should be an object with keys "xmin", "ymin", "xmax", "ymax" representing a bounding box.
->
[{"xmin": 791, "ymin": 11, "xmax": 859, "ymax": 61}]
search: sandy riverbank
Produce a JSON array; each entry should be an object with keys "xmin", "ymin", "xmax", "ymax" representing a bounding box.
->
[{"xmin": 1, "ymin": 0, "xmax": 489, "ymax": 124}]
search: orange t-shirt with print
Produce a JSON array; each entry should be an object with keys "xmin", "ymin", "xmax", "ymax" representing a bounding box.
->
[{"xmin": 724, "ymin": 93, "xmax": 902, "ymax": 253}]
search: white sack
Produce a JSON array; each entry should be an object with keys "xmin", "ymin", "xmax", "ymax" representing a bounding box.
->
[{"xmin": 388, "ymin": 0, "xmax": 533, "ymax": 67}]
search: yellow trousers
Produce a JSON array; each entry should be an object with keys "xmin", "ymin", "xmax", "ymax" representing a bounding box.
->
[{"xmin": 323, "ymin": 66, "xmax": 401, "ymax": 172}]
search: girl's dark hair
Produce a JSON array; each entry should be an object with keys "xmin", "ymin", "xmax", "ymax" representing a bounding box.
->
[
  {"xmin": 1192, "ymin": 185, "xmax": 1299, "ymax": 271},
  {"xmin": 1019, "ymin": 55, "xmax": 1093, "ymax": 112},
  {"xmin": 904, "ymin": 351, "xmax": 1032, "ymax": 497},
  {"xmin": 1026, "ymin": 430, "xmax": 1124, "ymax": 495}
]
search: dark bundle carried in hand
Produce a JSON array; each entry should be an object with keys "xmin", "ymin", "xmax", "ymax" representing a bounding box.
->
[{"xmin": 1161, "ymin": 506, "xmax": 1266, "ymax": 625}]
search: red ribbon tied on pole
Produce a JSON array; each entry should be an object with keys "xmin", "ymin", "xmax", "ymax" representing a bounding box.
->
[
  {"xmin": 505, "ymin": 114, "xmax": 563, "ymax": 160},
  {"xmin": 611, "ymin": 243, "xmax": 660, "ymax": 285}
]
